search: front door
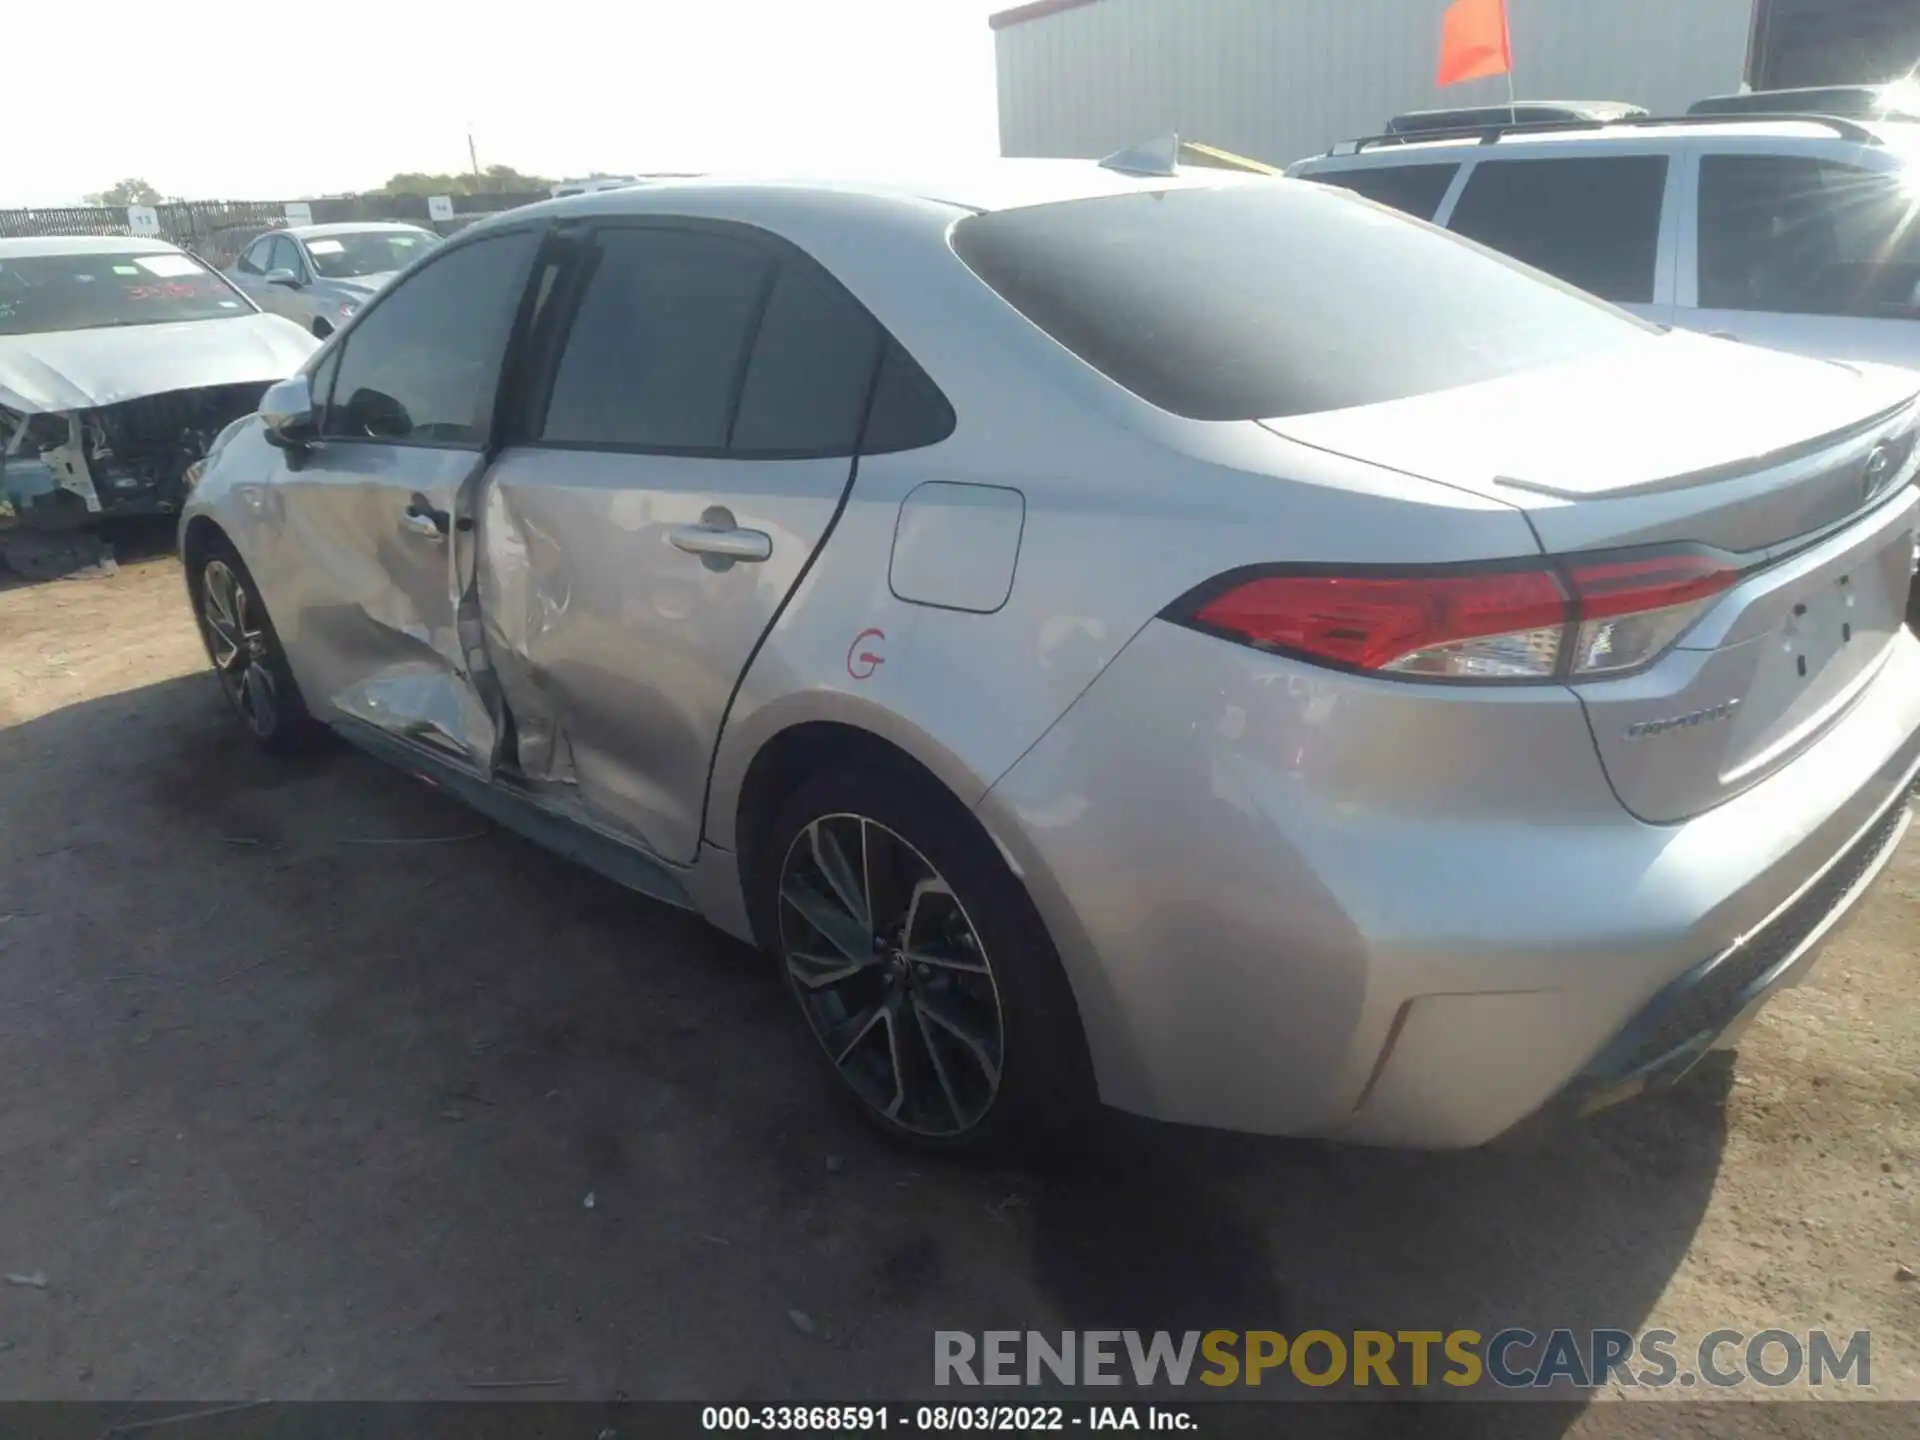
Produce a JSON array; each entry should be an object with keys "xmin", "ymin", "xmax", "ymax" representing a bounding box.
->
[
  {"xmin": 271, "ymin": 225, "xmax": 544, "ymax": 772},
  {"xmin": 477, "ymin": 221, "xmax": 886, "ymax": 861}
]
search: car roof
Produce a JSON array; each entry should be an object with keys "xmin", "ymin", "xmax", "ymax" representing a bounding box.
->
[
  {"xmin": 524, "ymin": 158, "xmax": 1264, "ymax": 222},
  {"xmin": 287, "ymin": 221, "xmax": 434, "ymax": 239},
  {"xmin": 1295, "ymin": 116, "xmax": 1911, "ymax": 167},
  {"xmin": 0, "ymin": 234, "xmax": 184, "ymax": 258}
]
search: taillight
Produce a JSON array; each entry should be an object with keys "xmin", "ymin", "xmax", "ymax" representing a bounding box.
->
[
  {"xmin": 1173, "ymin": 551, "xmax": 1739, "ymax": 683},
  {"xmin": 1562, "ymin": 554, "xmax": 1737, "ymax": 677}
]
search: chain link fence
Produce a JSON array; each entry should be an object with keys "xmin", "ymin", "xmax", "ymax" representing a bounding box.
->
[{"xmin": 0, "ymin": 191, "xmax": 547, "ymax": 269}]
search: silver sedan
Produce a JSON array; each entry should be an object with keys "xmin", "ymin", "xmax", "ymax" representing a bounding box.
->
[
  {"xmin": 178, "ymin": 163, "xmax": 1920, "ymax": 1152},
  {"xmin": 224, "ymin": 222, "xmax": 438, "ymax": 338}
]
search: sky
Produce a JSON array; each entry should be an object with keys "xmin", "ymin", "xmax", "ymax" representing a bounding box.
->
[{"xmin": 5, "ymin": 0, "xmax": 1007, "ymax": 206}]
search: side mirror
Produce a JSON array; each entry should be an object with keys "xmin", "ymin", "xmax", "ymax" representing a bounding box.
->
[
  {"xmin": 264, "ymin": 268, "xmax": 302, "ymax": 289},
  {"xmin": 260, "ymin": 375, "xmax": 317, "ymax": 449}
]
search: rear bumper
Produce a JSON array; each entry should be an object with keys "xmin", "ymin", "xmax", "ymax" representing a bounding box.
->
[
  {"xmin": 981, "ymin": 619, "xmax": 1920, "ymax": 1146},
  {"xmin": 1535, "ymin": 773, "xmax": 1913, "ymax": 1128}
]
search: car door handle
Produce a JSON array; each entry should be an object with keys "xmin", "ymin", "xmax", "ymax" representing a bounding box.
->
[
  {"xmin": 403, "ymin": 496, "xmax": 450, "ymax": 540},
  {"xmin": 669, "ymin": 521, "xmax": 772, "ymax": 563}
]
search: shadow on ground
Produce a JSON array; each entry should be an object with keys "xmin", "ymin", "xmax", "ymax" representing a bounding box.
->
[
  {"xmin": 0, "ymin": 672, "xmax": 1730, "ymax": 1425},
  {"xmin": 0, "ymin": 516, "xmax": 180, "ymax": 590}
]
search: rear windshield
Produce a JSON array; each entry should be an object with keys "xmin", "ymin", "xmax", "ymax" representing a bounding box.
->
[
  {"xmin": 0, "ymin": 250, "xmax": 248, "ymax": 336},
  {"xmin": 950, "ymin": 183, "xmax": 1659, "ymax": 421}
]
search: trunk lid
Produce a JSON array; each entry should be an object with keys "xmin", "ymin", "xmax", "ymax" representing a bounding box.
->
[
  {"xmin": 1262, "ymin": 332, "xmax": 1917, "ymax": 554},
  {"xmin": 1263, "ymin": 333, "xmax": 1920, "ymax": 821}
]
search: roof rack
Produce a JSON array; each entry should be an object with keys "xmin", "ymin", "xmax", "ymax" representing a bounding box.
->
[{"xmin": 1329, "ymin": 110, "xmax": 1883, "ymax": 155}]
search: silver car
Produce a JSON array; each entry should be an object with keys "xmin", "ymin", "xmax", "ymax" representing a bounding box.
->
[
  {"xmin": 178, "ymin": 163, "xmax": 1920, "ymax": 1152},
  {"xmin": 225, "ymin": 222, "xmax": 439, "ymax": 338}
]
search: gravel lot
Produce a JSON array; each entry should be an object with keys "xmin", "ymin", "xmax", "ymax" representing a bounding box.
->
[{"xmin": 1, "ymin": 534, "xmax": 1916, "ymax": 1429}]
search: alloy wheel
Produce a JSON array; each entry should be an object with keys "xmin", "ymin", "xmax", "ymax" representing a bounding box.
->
[
  {"xmin": 778, "ymin": 813, "xmax": 1006, "ymax": 1138},
  {"xmin": 201, "ymin": 559, "xmax": 280, "ymax": 737}
]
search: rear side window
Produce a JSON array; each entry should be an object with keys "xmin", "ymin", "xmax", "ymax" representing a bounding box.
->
[
  {"xmin": 730, "ymin": 263, "xmax": 883, "ymax": 454},
  {"xmin": 951, "ymin": 184, "xmax": 1656, "ymax": 422},
  {"xmin": 1447, "ymin": 156, "xmax": 1669, "ymax": 303},
  {"xmin": 541, "ymin": 228, "xmax": 771, "ymax": 451},
  {"xmin": 1307, "ymin": 164, "xmax": 1459, "ymax": 220},
  {"xmin": 1698, "ymin": 155, "xmax": 1920, "ymax": 319},
  {"xmin": 537, "ymin": 225, "xmax": 953, "ymax": 457}
]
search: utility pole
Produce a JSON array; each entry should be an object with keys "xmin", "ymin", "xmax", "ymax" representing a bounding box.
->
[{"xmin": 467, "ymin": 123, "xmax": 481, "ymax": 180}]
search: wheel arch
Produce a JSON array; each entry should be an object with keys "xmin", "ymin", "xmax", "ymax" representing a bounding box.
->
[{"xmin": 725, "ymin": 705, "xmax": 1000, "ymax": 948}]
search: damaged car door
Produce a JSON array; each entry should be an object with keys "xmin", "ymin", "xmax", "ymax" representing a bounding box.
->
[
  {"xmin": 272, "ymin": 226, "xmax": 543, "ymax": 769},
  {"xmin": 478, "ymin": 222, "xmax": 881, "ymax": 862}
]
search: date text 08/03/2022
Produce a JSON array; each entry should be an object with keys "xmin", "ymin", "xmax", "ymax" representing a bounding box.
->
[{"xmin": 702, "ymin": 1406, "xmax": 1193, "ymax": 1432}]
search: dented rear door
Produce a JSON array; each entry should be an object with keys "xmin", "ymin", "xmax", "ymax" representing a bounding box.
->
[
  {"xmin": 477, "ymin": 221, "xmax": 884, "ymax": 863},
  {"xmin": 274, "ymin": 227, "xmax": 543, "ymax": 771}
]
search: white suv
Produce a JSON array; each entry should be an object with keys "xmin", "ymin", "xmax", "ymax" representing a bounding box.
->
[{"xmin": 1288, "ymin": 116, "xmax": 1920, "ymax": 371}]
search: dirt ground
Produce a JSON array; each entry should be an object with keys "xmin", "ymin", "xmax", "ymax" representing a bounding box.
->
[{"xmin": 1, "ymin": 532, "xmax": 1916, "ymax": 1430}]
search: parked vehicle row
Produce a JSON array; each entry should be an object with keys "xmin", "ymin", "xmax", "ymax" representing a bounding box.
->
[{"xmin": 177, "ymin": 155, "xmax": 1920, "ymax": 1152}]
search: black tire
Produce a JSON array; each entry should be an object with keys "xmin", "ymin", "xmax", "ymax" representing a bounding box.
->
[
  {"xmin": 759, "ymin": 759, "xmax": 1096, "ymax": 1155},
  {"xmin": 188, "ymin": 535, "xmax": 319, "ymax": 754}
]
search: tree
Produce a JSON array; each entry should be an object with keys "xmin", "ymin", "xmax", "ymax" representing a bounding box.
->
[
  {"xmin": 379, "ymin": 164, "xmax": 554, "ymax": 198},
  {"xmin": 84, "ymin": 178, "xmax": 163, "ymax": 206}
]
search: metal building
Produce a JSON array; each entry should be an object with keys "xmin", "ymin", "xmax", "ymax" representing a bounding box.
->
[{"xmin": 991, "ymin": 0, "xmax": 1918, "ymax": 167}]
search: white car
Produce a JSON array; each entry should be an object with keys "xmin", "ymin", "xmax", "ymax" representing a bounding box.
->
[
  {"xmin": 0, "ymin": 235, "xmax": 316, "ymax": 527},
  {"xmin": 1288, "ymin": 114, "xmax": 1920, "ymax": 370}
]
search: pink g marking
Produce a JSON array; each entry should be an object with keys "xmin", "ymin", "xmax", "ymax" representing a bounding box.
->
[{"xmin": 846, "ymin": 628, "xmax": 886, "ymax": 681}]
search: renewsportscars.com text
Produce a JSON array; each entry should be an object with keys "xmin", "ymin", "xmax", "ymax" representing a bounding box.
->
[{"xmin": 934, "ymin": 1328, "xmax": 1872, "ymax": 1390}]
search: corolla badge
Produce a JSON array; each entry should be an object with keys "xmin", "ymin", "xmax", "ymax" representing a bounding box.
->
[{"xmin": 1624, "ymin": 698, "xmax": 1741, "ymax": 741}]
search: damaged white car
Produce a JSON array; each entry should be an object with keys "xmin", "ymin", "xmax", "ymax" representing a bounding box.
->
[{"xmin": 0, "ymin": 235, "xmax": 317, "ymax": 531}]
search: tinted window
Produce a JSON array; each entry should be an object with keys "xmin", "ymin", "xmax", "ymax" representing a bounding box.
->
[
  {"xmin": 1447, "ymin": 155, "xmax": 1668, "ymax": 303},
  {"xmin": 862, "ymin": 342, "xmax": 955, "ymax": 454},
  {"xmin": 237, "ymin": 238, "xmax": 272, "ymax": 275},
  {"xmin": 1699, "ymin": 155, "xmax": 1920, "ymax": 318},
  {"xmin": 951, "ymin": 184, "xmax": 1655, "ymax": 421},
  {"xmin": 1308, "ymin": 164, "xmax": 1459, "ymax": 220},
  {"xmin": 731, "ymin": 263, "xmax": 883, "ymax": 454},
  {"xmin": 322, "ymin": 230, "xmax": 539, "ymax": 446},
  {"xmin": 308, "ymin": 344, "xmax": 342, "ymax": 413},
  {"xmin": 540, "ymin": 228, "xmax": 770, "ymax": 450}
]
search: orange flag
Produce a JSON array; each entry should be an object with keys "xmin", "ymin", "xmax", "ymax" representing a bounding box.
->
[{"xmin": 1437, "ymin": 0, "xmax": 1513, "ymax": 86}]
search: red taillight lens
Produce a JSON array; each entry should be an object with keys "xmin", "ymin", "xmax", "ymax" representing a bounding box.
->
[
  {"xmin": 1563, "ymin": 554, "xmax": 1737, "ymax": 620},
  {"xmin": 1176, "ymin": 550, "xmax": 1741, "ymax": 683},
  {"xmin": 1193, "ymin": 571, "xmax": 1569, "ymax": 677}
]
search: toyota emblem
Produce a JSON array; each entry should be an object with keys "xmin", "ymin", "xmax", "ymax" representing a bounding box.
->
[{"xmin": 1864, "ymin": 444, "xmax": 1894, "ymax": 501}]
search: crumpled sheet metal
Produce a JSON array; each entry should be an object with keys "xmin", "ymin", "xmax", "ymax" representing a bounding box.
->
[{"xmin": 480, "ymin": 480, "xmax": 578, "ymax": 784}]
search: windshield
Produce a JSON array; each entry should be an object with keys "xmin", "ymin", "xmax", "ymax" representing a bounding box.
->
[
  {"xmin": 0, "ymin": 250, "xmax": 250, "ymax": 336},
  {"xmin": 951, "ymin": 182, "xmax": 1657, "ymax": 421},
  {"xmin": 305, "ymin": 230, "xmax": 436, "ymax": 280}
]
